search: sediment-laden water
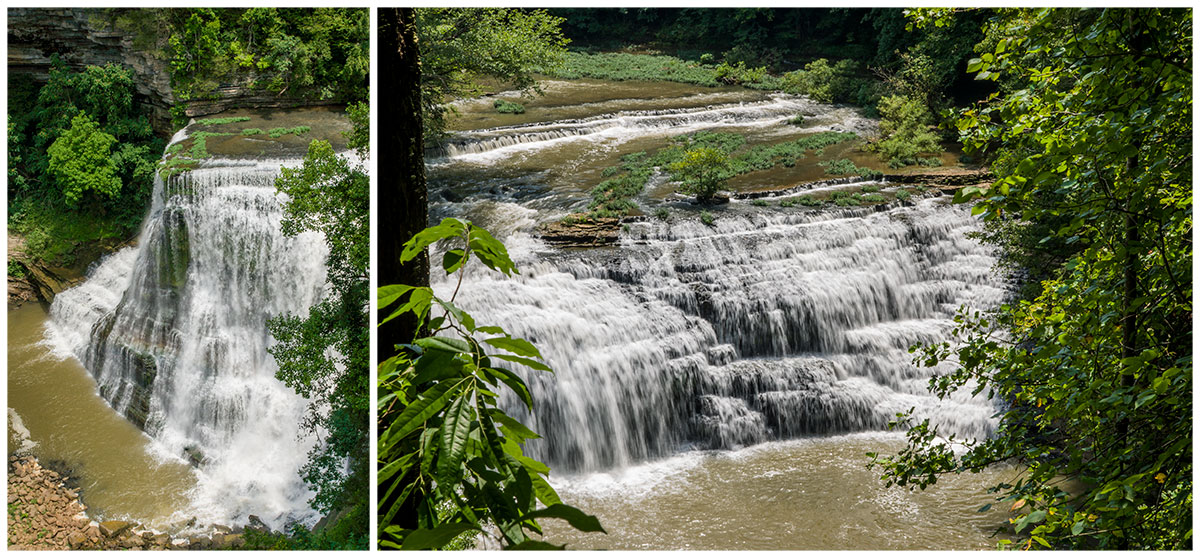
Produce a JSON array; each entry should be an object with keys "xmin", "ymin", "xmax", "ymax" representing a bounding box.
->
[{"xmin": 428, "ymin": 80, "xmax": 1009, "ymax": 549}]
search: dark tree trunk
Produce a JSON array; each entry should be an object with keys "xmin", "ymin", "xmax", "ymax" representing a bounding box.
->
[
  {"xmin": 377, "ymin": 7, "xmax": 426, "ymax": 537},
  {"xmin": 378, "ymin": 7, "xmax": 429, "ymax": 355}
]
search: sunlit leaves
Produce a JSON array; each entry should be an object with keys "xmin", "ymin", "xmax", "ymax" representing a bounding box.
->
[{"xmin": 378, "ymin": 221, "xmax": 602, "ymax": 549}]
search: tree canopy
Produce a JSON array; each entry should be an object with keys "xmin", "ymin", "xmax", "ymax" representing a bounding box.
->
[
  {"xmin": 263, "ymin": 102, "xmax": 370, "ymax": 549},
  {"xmin": 414, "ymin": 8, "xmax": 569, "ymax": 138},
  {"xmin": 872, "ymin": 8, "xmax": 1191, "ymax": 550}
]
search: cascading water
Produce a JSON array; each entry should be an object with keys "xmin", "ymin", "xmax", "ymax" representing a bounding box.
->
[
  {"xmin": 429, "ymin": 84, "xmax": 1008, "ymax": 476},
  {"xmin": 441, "ymin": 200, "xmax": 1006, "ymax": 472},
  {"xmin": 45, "ymin": 128, "xmax": 329, "ymax": 530}
]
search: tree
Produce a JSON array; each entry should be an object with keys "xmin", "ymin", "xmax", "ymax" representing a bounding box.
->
[
  {"xmin": 46, "ymin": 114, "xmax": 122, "ymax": 207},
  {"xmin": 870, "ymin": 94, "xmax": 941, "ymax": 166},
  {"xmin": 414, "ymin": 8, "xmax": 569, "ymax": 138},
  {"xmin": 265, "ymin": 101, "xmax": 370, "ymax": 549},
  {"xmin": 377, "ymin": 219, "xmax": 605, "ymax": 550},
  {"xmin": 871, "ymin": 8, "xmax": 1191, "ymax": 550},
  {"xmin": 669, "ymin": 147, "xmax": 732, "ymax": 201}
]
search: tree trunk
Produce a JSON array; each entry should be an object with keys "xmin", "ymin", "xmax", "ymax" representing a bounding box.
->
[{"xmin": 378, "ymin": 7, "xmax": 429, "ymax": 355}]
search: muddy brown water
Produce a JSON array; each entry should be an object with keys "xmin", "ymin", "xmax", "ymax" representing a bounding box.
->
[
  {"xmin": 541, "ymin": 435, "xmax": 1017, "ymax": 550},
  {"xmin": 8, "ymin": 304, "xmax": 197, "ymax": 530}
]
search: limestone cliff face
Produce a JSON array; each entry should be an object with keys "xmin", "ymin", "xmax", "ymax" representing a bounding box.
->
[
  {"xmin": 8, "ymin": 8, "xmax": 175, "ymax": 133},
  {"xmin": 8, "ymin": 8, "xmax": 344, "ymax": 136}
]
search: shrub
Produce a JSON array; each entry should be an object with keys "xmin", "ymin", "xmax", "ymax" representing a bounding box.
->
[
  {"xmin": 242, "ymin": 128, "xmax": 264, "ymax": 135},
  {"xmin": 796, "ymin": 195, "xmax": 823, "ymax": 206},
  {"xmin": 871, "ymin": 94, "xmax": 941, "ymax": 166},
  {"xmin": 654, "ymin": 207, "xmax": 670, "ymax": 220},
  {"xmin": 751, "ymin": 199, "xmax": 770, "ymax": 207},
  {"xmin": 820, "ymin": 159, "xmax": 859, "ymax": 176},
  {"xmin": 896, "ymin": 189, "xmax": 913, "ymax": 201},
  {"xmin": 699, "ymin": 53, "xmax": 715, "ymax": 65},
  {"xmin": 860, "ymin": 193, "xmax": 886, "ymax": 203},
  {"xmin": 779, "ymin": 198, "xmax": 796, "ymax": 208},
  {"xmin": 780, "ymin": 58, "xmax": 867, "ymax": 105},
  {"xmin": 493, "ymin": 99, "xmax": 526, "ymax": 114},
  {"xmin": 861, "ymin": 183, "xmax": 881, "ymax": 193},
  {"xmin": 714, "ymin": 61, "xmax": 768, "ymax": 85},
  {"xmin": 669, "ymin": 147, "xmax": 731, "ymax": 201},
  {"xmin": 699, "ymin": 210, "xmax": 715, "ymax": 226},
  {"xmin": 787, "ymin": 114, "xmax": 805, "ymax": 126}
]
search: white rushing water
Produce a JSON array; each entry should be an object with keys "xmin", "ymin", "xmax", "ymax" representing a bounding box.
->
[
  {"xmin": 435, "ymin": 193, "xmax": 1006, "ymax": 474},
  {"xmin": 45, "ymin": 150, "xmax": 329, "ymax": 530}
]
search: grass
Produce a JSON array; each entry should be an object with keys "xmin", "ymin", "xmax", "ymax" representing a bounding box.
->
[
  {"xmin": 195, "ymin": 116, "xmax": 251, "ymax": 126},
  {"xmin": 654, "ymin": 207, "xmax": 670, "ymax": 220},
  {"xmin": 896, "ymin": 189, "xmax": 913, "ymax": 201},
  {"xmin": 861, "ymin": 183, "xmax": 881, "ymax": 193},
  {"xmin": 796, "ymin": 195, "xmax": 824, "ymax": 206},
  {"xmin": 700, "ymin": 210, "xmax": 715, "ymax": 226},
  {"xmin": 268, "ymin": 126, "xmax": 311, "ymax": 138},
  {"xmin": 576, "ymin": 130, "xmax": 860, "ymax": 221},
  {"xmin": 820, "ymin": 158, "xmax": 883, "ymax": 179},
  {"xmin": 493, "ymin": 99, "xmax": 525, "ymax": 114},
  {"xmin": 188, "ymin": 131, "xmax": 234, "ymax": 159},
  {"xmin": 751, "ymin": 199, "xmax": 770, "ymax": 207},
  {"xmin": 779, "ymin": 198, "xmax": 797, "ymax": 208},
  {"xmin": 242, "ymin": 128, "xmax": 264, "ymax": 135},
  {"xmin": 787, "ymin": 114, "xmax": 806, "ymax": 126}
]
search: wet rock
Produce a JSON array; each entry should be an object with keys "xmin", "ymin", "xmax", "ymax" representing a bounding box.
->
[
  {"xmin": 225, "ymin": 533, "xmax": 245, "ymax": 548},
  {"xmin": 537, "ymin": 215, "xmax": 621, "ymax": 248},
  {"xmin": 247, "ymin": 514, "xmax": 269, "ymax": 532},
  {"xmin": 67, "ymin": 531, "xmax": 88, "ymax": 549},
  {"xmin": 99, "ymin": 520, "xmax": 133, "ymax": 538}
]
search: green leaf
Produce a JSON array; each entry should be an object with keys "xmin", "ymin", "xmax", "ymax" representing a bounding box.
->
[
  {"xmin": 1072, "ymin": 520, "xmax": 1086, "ymax": 536},
  {"xmin": 489, "ymin": 409, "xmax": 541, "ymax": 440},
  {"xmin": 415, "ymin": 336, "xmax": 473, "ymax": 354},
  {"xmin": 487, "ymin": 367, "xmax": 535, "ymax": 410},
  {"xmin": 380, "ymin": 377, "xmax": 470, "ymax": 449},
  {"xmin": 401, "ymin": 217, "xmax": 467, "ymax": 264},
  {"xmin": 490, "ymin": 353, "xmax": 553, "ymax": 372},
  {"xmin": 378, "ymin": 284, "xmax": 415, "ymax": 310},
  {"xmin": 468, "ymin": 225, "xmax": 518, "ymax": 276},
  {"xmin": 485, "ymin": 336, "xmax": 543, "ymax": 358},
  {"xmin": 443, "ymin": 249, "xmax": 466, "ymax": 274},
  {"xmin": 437, "ymin": 393, "xmax": 475, "ymax": 489},
  {"xmin": 517, "ymin": 504, "xmax": 607, "ymax": 534},
  {"xmin": 400, "ymin": 523, "xmax": 480, "ymax": 550}
]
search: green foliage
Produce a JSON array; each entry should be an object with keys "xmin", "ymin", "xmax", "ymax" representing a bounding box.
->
[
  {"xmin": 377, "ymin": 219, "xmax": 604, "ymax": 550},
  {"xmin": 417, "ymin": 8, "xmax": 568, "ymax": 138},
  {"xmin": 242, "ymin": 128, "xmax": 264, "ymax": 135},
  {"xmin": 267, "ymin": 126, "xmax": 311, "ymax": 138},
  {"xmin": 795, "ymin": 195, "xmax": 824, "ymax": 207},
  {"xmin": 895, "ymin": 189, "xmax": 912, "ymax": 201},
  {"xmin": 196, "ymin": 116, "xmax": 251, "ymax": 125},
  {"xmin": 669, "ymin": 147, "xmax": 731, "ymax": 201},
  {"xmin": 492, "ymin": 99, "xmax": 526, "ymax": 114},
  {"xmin": 8, "ymin": 259, "xmax": 26, "ymax": 279},
  {"xmin": 543, "ymin": 51, "xmax": 722, "ymax": 87},
  {"xmin": 870, "ymin": 94, "xmax": 941, "ymax": 166},
  {"xmin": 577, "ymin": 131, "xmax": 858, "ymax": 221},
  {"xmin": 860, "ymin": 192, "xmax": 886, "ymax": 203},
  {"xmin": 750, "ymin": 199, "xmax": 770, "ymax": 207},
  {"xmin": 8, "ymin": 58, "xmax": 161, "ymax": 240},
  {"xmin": 149, "ymin": 8, "xmax": 368, "ymax": 103},
  {"xmin": 860, "ymin": 183, "xmax": 881, "ymax": 193},
  {"xmin": 266, "ymin": 110, "xmax": 370, "ymax": 548},
  {"xmin": 778, "ymin": 198, "xmax": 796, "ymax": 208},
  {"xmin": 46, "ymin": 115, "xmax": 122, "ymax": 207},
  {"xmin": 186, "ymin": 131, "xmax": 234, "ymax": 159},
  {"xmin": 875, "ymin": 8, "xmax": 1192, "ymax": 550},
  {"xmin": 653, "ymin": 207, "xmax": 670, "ymax": 220},
  {"xmin": 787, "ymin": 114, "xmax": 805, "ymax": 126},
  {"xmin": 713, "ymin": 61, "xmax": 770, "ymax": 86},
  {"xmin": 699, "ymin": 210, "xmax": 715, "ymax": 226}
]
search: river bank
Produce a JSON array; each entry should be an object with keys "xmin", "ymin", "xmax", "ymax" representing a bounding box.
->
[{"xmin": 7, "ymin": 454, "xmax": 250, "ymax": 550}]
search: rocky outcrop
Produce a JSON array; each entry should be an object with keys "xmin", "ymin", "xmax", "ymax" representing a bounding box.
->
[
  {"xmin": 8, "ymin": 8, "xmax": 175, "ymax": 134},
  {"xmin": 7, "ymin": 455, "xmax": 250, "ymax": 550},
  {"xmin": 537, "ymin": 215, "xmax": 621, "ymax": 248},
  {"xmin": 7, "ymin": 233, "xmax": 136, "ymax": 307}
]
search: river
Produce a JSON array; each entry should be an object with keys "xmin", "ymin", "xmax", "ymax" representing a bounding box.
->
[{"xmin": 428, "ymin": 78, "xmax": 1011, "ymax": 550}]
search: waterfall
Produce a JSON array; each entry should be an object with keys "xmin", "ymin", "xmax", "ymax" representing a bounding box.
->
[
  {"xmin": 438, "ymin": 198, "xmax": 1007, "ymax": 473},
  {"xmin": 45, "ymin": 139, "xmax": 330, "ymax": 529},
  {"xmin": 434, "ymin": 93, "xmax": 876, "ymax": 164}
]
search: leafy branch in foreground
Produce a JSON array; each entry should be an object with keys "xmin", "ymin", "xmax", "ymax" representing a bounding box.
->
[{"xmin": 377, "ymin": 218, "xmax": 605, "ymax": 550}]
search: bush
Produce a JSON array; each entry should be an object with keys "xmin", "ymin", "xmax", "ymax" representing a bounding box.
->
[
  {"xmin": 699, "ymin": 53, "xmax": 715, "ymax": 65},
  {"xmin": 787, "ymin": 114, "xmax": 805, "ymax": 126},
  {"xmin": 242, "ymin": 128, "xmax": 264, "ymax": 135},
  {"xmin": 699, "ymin": 210, "xmax": 715, "ymax": 226},
  {"xmin": 669, "ymin": 147, "xmax": 731, "ymax": 201},
  {"xmin": 714, "ymin": 61, "xmax": 768, "ymax": 85},
  {"xmin": 871, "ymin": 95, "xmax": 941, "ymax": 166},
  {"xmin": 896, "ymin": 189, "xmax": 912, "ymax": 201},
  {"xmin": 493, "ymin": 99, "xmax": 526, "ymax": 114},
  {"xmin": 780, "ymin": 58, "xmax": 869, "ymax": 105},
  {"xmin": 751, "ymin": 199, "xmax": 770, "ymax": 207},
  {"xmin": 860, "ymin": 193, "xmax": 886, "ymax": 203},
  {"xmin": 861, "ymin": 183, "xmax": 881, "ymax": 193},
  {"xmin": 779, "ymin": 198, "xmax": 796, "ymax": 208},
  {"xmin": 796, "ymin": 195, "xmax": 823, "ymax": 206},
  {"xmin": 654, "ymin": 207, "xmax": 670, "ymax": 220}
]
